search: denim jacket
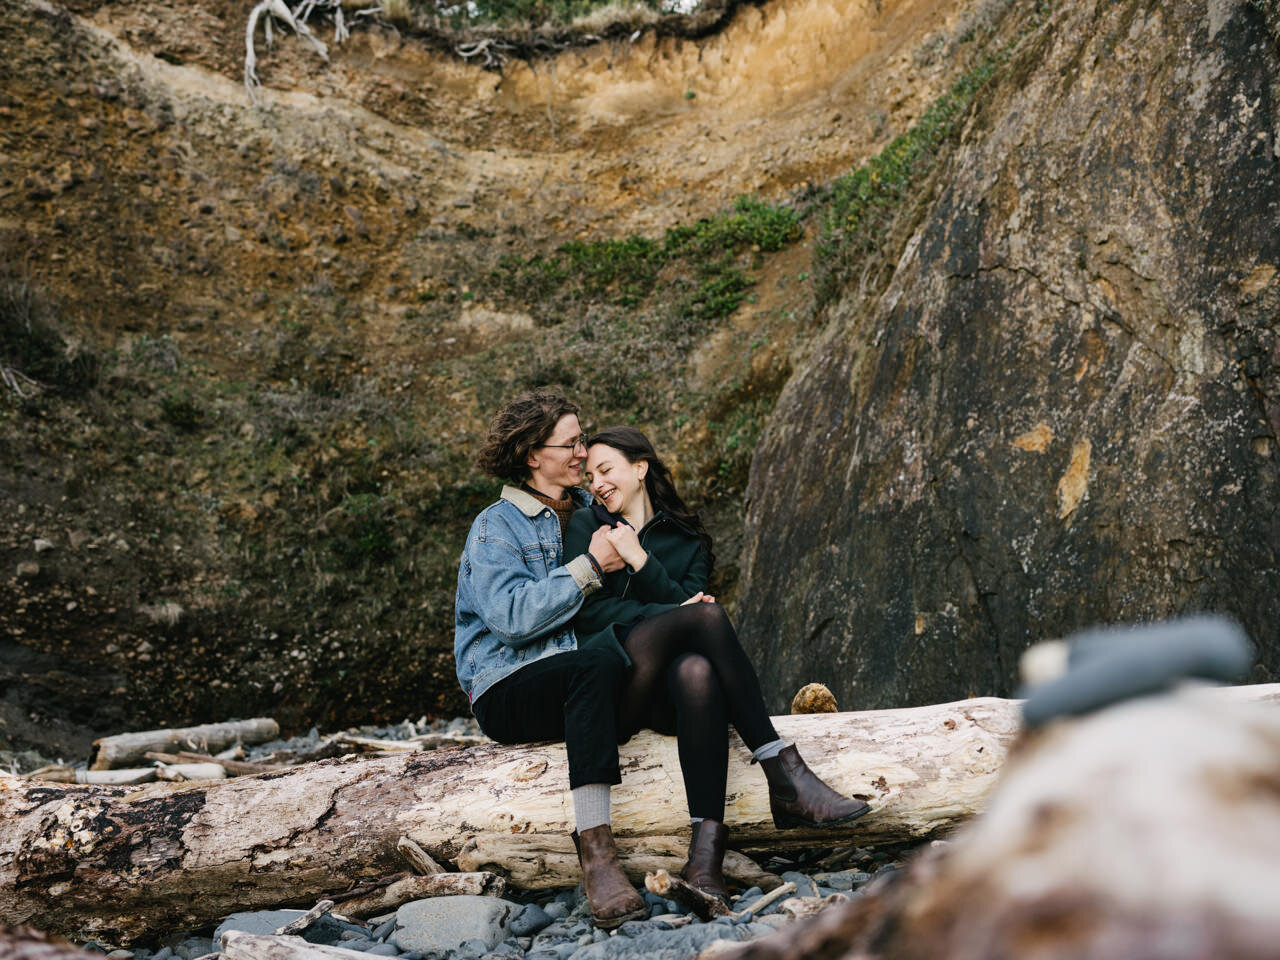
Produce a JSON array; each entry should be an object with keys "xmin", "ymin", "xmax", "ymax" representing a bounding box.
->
[{"xmin": 454, "ymin": 484, "xmax": 601, "ymax": 706}]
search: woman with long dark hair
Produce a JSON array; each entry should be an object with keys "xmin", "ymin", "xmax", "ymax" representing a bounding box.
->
[{"xmin": 563, "ymin": 426, "xmax": 870, "ymax": 906}]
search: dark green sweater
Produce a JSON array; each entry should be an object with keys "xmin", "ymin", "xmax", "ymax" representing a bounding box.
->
[{"xmin": 564, "ymin": 506, "xmax": 710, "ymax": 664}]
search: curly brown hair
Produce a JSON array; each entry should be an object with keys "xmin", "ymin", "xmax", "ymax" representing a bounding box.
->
[{"xmin": 475, "ymin": 391, "xmax": 580, "ymax": 482}]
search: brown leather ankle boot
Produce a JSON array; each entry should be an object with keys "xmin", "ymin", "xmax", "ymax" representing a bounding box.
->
[
  {"xmin": 758, "ymin": 744, "xmax": 871, "ymax": 829},
  {"xmin": 680, "ymin": 819, "xmax": 731, "ymax": 905},
  {"xmin": 571, "ymin": 824, "xmax": 647, "ymax": 929}
]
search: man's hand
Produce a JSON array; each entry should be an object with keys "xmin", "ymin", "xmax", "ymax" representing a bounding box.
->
[
  {"xmin": 603, "ymin": 523, "xmax": 647, "ymax": 570},
  {"xmin": 588, "ymin": 525, "xmax": 626, "ymax": 573}
]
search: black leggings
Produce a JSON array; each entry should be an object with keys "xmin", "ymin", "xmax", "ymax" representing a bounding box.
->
[{"xmin": 618, "ymin": 603, "xmax": 779, "ymax": 821}]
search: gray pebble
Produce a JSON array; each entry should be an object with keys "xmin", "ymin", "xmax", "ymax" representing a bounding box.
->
[
  {"xmin": 510, "ymin": 903, "xmax": 554, "ymax": 937},
  {"xmin": 372, "ymin": 919, "xmax": 398, "ymax": 942},
  {"xmin": 576, "ymin": 933, "xmax": 594, "ymax": 945},
  {"xmin": 737, "ymin": 887, "xmax": 763, "ymax": 900},
  {"xmin": 400, "ymin": 953, "xmax": 422, "ymax": 960},
  {"xmin": 555, "ymin": 943, "xmax": 580, "ymax": 960},
  {"xmin": 525, "ymin": 952, "xmax": 560, "ymax": 960},
  {"xmin": 567, "ymin": 922, "xmax": 591, "ymax": 939},
  {"xmin": 458, "ymin": 938, "xmax": 490, "ymax": 956},
  {"xmin": 343, "ymin": 939, "xmax": 375, "ymax": 951},
  {"xmin": 366, "ymin": 945, "xmax": 400, "ymax": 957},
  {"xmin": 615, "ymin": 921, "xmax": 648, "ymax": 937},
  {"xmin": 152, "ymin": 950, "xmax": 173, "ymax": 960},
  {"xmin": 648, "ymin": 904, "xmax": 665, "ymax": 919},
  {"xmin": 106, "ymin": 951, "xmax": 133, "ymax": 959},
  {"xmin": 664, "ymin": 900, "xmax": 680, "ymax": 914},
  {"xmin": 543, "ymin": 902, "xmax": 570, "ymax": 921},
  {"xmin": 642, "ymin": 892, "xmax": 665, "ymax": 907}
]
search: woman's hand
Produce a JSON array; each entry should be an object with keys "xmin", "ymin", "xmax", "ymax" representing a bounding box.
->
[
  {"xmin": 603, "ymin": 522, "xmax": 647, "ymax": 570},
  {"xmin": 681, "ymin": 592, "xmax": 717, "ymax": 605}
]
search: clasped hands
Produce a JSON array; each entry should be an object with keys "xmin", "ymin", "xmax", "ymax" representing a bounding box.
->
[{"xmin": 586, "ymin": 523, "xmax": 713, "ymax": 604}]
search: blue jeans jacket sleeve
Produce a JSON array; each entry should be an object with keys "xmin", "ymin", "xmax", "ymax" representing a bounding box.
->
[{"xmin": 462, "ymin": 507, "xmax": 585, "ymax": 647}]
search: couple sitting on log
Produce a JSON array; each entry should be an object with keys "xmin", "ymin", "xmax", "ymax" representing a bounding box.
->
[{"xmin": 453, "ymin": 392, "xmax": 868, "ymax": 928}]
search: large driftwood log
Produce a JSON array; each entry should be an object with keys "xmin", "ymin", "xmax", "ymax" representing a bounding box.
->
[
  {"xmin": 3, "ymin": 688, "xmax": 1277, "ymax": 944},
  {"xmin": 718, "ymin": 686, "xmax": 1280, "ymax": 960},
  {"xmin": 90, "ymin": 719, "xmax": 279, "ymax": 770}
]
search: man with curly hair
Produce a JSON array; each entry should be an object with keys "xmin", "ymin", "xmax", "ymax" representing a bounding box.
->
[{"xmin": 454, "ymin": 391, "xmax": 646, "ymax": 928}]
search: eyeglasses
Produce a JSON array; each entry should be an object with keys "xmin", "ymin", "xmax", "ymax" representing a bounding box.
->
[{"xmin": 539, "ymin": 434, "xmax": 588, "ymax": 453}]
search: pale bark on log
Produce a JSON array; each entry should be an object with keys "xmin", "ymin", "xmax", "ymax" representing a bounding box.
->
[
  {"xmin": 4, "ymin": 687, "xmax": 1276, "ymax": 945},
  {"xmin": 331, "ymin": 872, "xmax": 506, "ymax": 919},
  {"xmin": 91, "ymin": 719, "xmax": 279, "ymax": 770},
  {"xmin": 396, "ymin": 837, "xmax": 445, "ymax": 875},
  {"xmin": 223, "ymin": 931, "xmax": 367, "ymax": 960},
  {"xmin": 144, "ymin": 752, "xmax": 284, "ymax": 777}
]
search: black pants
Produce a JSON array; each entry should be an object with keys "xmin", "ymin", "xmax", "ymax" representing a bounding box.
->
[{"xmin": 472, "ymin": 645, "xmax": 627, "ymax": 789}]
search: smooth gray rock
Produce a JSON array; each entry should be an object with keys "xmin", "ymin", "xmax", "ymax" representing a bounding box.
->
[
  {"xmin": 510, "ymin": 903, "xmax": 555, "ymax": 936},
  {"xmin": 738, "ymin": 0, "xmax": 1280, "ymax": 729},
  {"xmin": 393, "ymin": 897, "xmax": 516, "ymax": 955},
  {"xmin": 366, "ymin": 945, "xmax": 400, "ymax": 957},
  {"xmin": 544, "ymin": 902, "xmax": 570, "ymax": 921},
  {"xmin": 1021, "ymin": 617, "xmax": 1254, "ymax": 727}
]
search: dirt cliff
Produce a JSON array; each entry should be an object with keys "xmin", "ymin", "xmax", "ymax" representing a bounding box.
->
[{"xmin": 1, "ymin": 0, "xmax": 986, "ymax": 751}]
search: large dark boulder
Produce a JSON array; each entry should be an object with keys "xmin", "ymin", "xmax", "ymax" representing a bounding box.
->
[{"xmin": 739, "ymin": 0, "xmax": 1280, "ymax": 710}]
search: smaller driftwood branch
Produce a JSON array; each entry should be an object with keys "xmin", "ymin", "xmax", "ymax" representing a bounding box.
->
[{"xmin": 91, "ymin": 718, "xmax": 278, "ymax": 770}]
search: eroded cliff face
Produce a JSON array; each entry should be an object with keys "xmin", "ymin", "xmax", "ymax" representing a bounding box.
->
[
  {"xmin": 2, "ymin": 0, "xmax": 977, "ymax": 749},
  {"xmin": 740, "ymin": 0, "xmax": 1280, "ymax": 710}
]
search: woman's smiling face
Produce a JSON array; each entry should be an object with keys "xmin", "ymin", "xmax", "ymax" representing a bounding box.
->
[{"xmin": 586, "ymin": 443, "xmax": 647, "ymax": 514}]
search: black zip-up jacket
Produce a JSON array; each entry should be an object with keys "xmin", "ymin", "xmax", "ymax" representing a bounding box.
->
[{"xmin": 564, "ymin": 504, "xmax": 710, "ymax": 664}]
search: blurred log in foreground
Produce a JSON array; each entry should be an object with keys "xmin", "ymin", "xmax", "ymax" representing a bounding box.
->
[
  {"xmin": 720, "ymin": 685, "xmax": 1280, "ymax": 960},
  {"xmin": 0, "ymin": 927, "xmax": 95, "ymax": 959}
]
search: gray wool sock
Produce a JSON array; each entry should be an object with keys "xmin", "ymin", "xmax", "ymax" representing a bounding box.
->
[
  {"xmin": 752, "ymin": 739, "xmax": 787, "ymax": 762},
  {"xmin": 572, "ymin": 783, "xmax": 612, "ymax": 832}
]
